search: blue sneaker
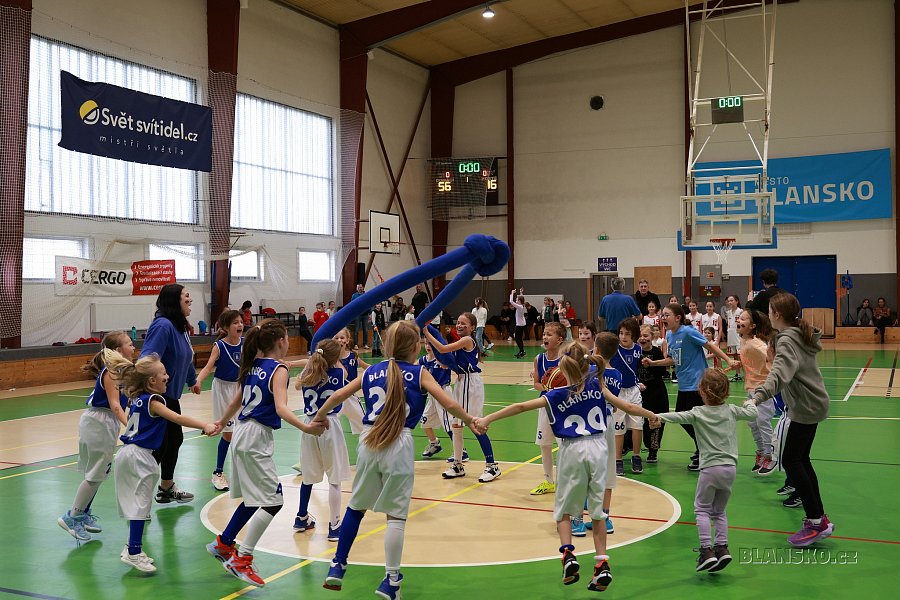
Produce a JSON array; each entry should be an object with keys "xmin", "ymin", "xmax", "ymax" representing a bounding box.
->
[
  {"xmin": 293, "ymin": 513, "xmax": 316, "ymax": 532},
  {"xmin": 327, "ymin": 523, "xmax": 341, "ymax": 542},
  {"xmin": 571, "ymin": 518, "xmax": 587, "ymax": 537},
  {"xmin": 375, "ymin": 573, "xmax": 403, "ymax": 600},
  {"xmin": 323, "ymin": 559, "xmax": 346, "ymax": 590},
  {"xmin": 606, "ymin": 517, "xmax": 614, "ymax": 534},
  {"xmin": 81, "ymin": 510, "xmax": 102, "ymax": 533},
  {"xmin": 57, "ymin": 511, "xmax": 91, "ymax": 541},
  {"xmin": 447, "ymin": 449, "xmax": 469, "ymax": 463},
  {"xmin": 585, "ymin": 520, "xmax": 592, "ymax": 530}
]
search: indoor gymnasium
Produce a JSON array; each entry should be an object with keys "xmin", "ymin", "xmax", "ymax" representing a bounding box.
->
[{"xmin": 0, "ymin": 0, "xmax": 897, "ymax": 598}]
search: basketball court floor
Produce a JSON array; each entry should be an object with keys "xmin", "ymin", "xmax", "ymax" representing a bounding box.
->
[{"xmin": 1, "ymin": 341, "xmax": 897, "ymax": 599}]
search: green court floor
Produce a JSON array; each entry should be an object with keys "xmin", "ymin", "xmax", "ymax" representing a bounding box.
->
[{"xmin": 0, "ymin": 345, "xmax": 897, "ymax": 599}]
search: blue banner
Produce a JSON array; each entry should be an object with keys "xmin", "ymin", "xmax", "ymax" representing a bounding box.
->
[
  {"xmin": 59, "ymin": 70, "xmax": 212, "ymax": 172},
  {"xmin": 697, "ymin": 148, "xmax": 892, "ymax": 223}
]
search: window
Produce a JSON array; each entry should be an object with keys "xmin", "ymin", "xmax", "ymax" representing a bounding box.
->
[
  {"xmin": 232, "ymin": 94, "xmax": 334, "ymax": 234},
  {"xmin": 26, "ymin": 36, "xmax": 198, "ymax": 223},
  {"xmin": 297, "ymin": 250, "xmax": 335, "ymax": 282},
  {"xmin": 230, "ymin": 249, "xmax": 263, "ymax": 281},
  {"xmin": 149, "ymin": 244, "xmax": 204, "ymax": 282},
  {"xmin": 23, "ymin": 237, "xmax": 88, "ymax": 280}
]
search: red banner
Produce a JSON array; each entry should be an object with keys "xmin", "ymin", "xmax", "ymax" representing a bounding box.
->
[{"xmin": 131, "ymin": 260, "xmax": 176, "ymax": 295}]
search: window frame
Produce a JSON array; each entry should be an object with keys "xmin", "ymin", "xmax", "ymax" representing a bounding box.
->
[
  {"xmin": 229, "ymin": 249, "xmax": 264, "ymax": 282},
  {"xmin": 148, "ymin": 243, "xmax": 205, "ymax": 283},
  {"xmin": 22, "ymin": 236, "xmax": 89, "ymax": 282},
  {"xmin": 297, "ymin": 249, "xmax": 336, "ymax": 283}
]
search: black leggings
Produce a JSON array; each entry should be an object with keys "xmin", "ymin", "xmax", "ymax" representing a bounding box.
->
[
  {"xmin": 152, "ymin": 395, "xmax": 183, "ymax": 481},
  {"xmin": 641, "ymin": 382, "xmax": 669, "ymax": 450},
  {"xmin": 515, "ymin": 325, "xmax": 525, "ymax": 353},
  {"xmin": 782, "ymin": 421, "xmax": 825, "ymax": 519},
  {"xmin": 875, "ymin": 316, "xmax": 892, "ymax": 342},
  {"xmin": 675, "ymin": 390, "xmax": 703, "ymax": 453}
]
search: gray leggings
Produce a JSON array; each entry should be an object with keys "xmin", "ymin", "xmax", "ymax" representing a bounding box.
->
[
  {"xmin": 748, "ymin": 398, "xmax": 776, "ymax": 454},
  {"xmin": 694, "ymin": 464, "xmax": 736, "ymax": 547}
]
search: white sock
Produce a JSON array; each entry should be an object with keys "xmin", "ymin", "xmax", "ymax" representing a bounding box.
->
[
  {"xmin": 596, "ymin": 554, "xmax": 609, "ymax": 562},
  {"xmin": 328, "ymin": 483, "xmax": 342, "ymax": 527},
  {"xmin": 72, "ymin": 480, "xmax": 101, "ymax": 515},
  {"xmin": 384, "ymin": 519, "xmax": 406, "ymax": 580},
  {"xmin": 452, "ymin": 427, "xmax": 464, "ymax": 463},
  {"xmin": 239, "ymin": 509, "xmax": 275, "ymax": 555}
]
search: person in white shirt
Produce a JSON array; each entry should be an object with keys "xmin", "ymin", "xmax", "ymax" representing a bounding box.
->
[
  {"xmin": 700, "ymin": 301, "xmax": 722, "ymax": 346},
  {"xmin": 472, "ymin": 297, "xmax": 493, "ymax": 353},
  {"xmin": 510, "ymin": 288, "xmax": 527, "ymax": 358}
]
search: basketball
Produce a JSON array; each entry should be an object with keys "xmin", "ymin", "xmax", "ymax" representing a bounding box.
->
[{"xmin": 540, "ymin": 366, "xmax": 568, "ymax": 390}]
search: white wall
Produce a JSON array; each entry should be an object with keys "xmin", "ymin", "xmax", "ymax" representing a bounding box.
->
[{"xmin": 448, "ymin": 0, "xmax": 895, "ymax": 281}]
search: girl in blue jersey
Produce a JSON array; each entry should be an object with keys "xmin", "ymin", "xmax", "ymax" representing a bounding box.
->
[
  {"xmin": 196, "ymin": 309, "xmax": 244, "ymax": 492},
  {"xmin": 529, "ymin": 321, "xmax": 565, "ymax": 497},
  {"xmin": 335, "ymin": 327, "xmax": 368, "ymax": 434},
  {"xmin": 293, "ymin": 339, "xmax": 352, "ymax": 541},
  {"xmin": 475, "ymin": 342, "xmax": 655, "ymax": 593},
  {"xmin": 103, "ymin": 350, "xmax": 216, "ymax": 574},
  {"xmin": 58, "ymin": 331, "xmax": 135, "ymax": 542},
  {"xmin": 424, "ymin": 312, "xmax": 501, "ymax": 483},
  {"xmin": 207, "ymin": 319, "xmax": 326, "ymax": 587},
  {"xmin": 315, "ymin": 321, "xmax": 482, "ymax": 600},
  {"xmin": 419, "ymin": 341, "xmax": 453, "ymax": 458}
]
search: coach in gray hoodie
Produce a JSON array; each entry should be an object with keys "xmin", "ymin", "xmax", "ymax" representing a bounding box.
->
[{"xmin": 749, "ymin": 293, "xmax": 833, "ymax": 548}]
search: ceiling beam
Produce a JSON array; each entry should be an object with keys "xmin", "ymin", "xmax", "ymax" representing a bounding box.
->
[
  {"xmin": 341, "ymin": 0, "xmax": 495, "ymax": 53},
  {"xmin": 432, "ymin": 0, "xmax": 794, "ymax": 86}
]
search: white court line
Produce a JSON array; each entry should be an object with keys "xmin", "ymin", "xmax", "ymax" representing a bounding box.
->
[
  {"xmin": 828, "ymin": 416, "xmax": 900, "ymax": 421},
  {"xmin": 839, "ymin": 367, "xmax": 866, "ymax": 402}
]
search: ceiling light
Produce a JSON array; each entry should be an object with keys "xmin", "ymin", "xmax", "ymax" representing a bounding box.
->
[{"xmin": 482, "ymin": 5, "xmax": 495, "ymax": 18}]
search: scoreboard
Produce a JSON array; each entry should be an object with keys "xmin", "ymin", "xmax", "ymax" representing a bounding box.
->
[{"xmin": 431, "ymin": 157, "xmax": 498, "ymax": 206}]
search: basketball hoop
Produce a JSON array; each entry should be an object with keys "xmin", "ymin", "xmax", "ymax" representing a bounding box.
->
[
  {"xmin": 710, "ymin": 238, "xmax": 736, "ymax": 264},
  {"xmin": 382, "ymin": 241, "xmax": 401, "ymax": 255}
]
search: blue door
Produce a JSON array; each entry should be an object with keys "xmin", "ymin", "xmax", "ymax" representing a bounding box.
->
[{"xmin": 751, "ymin": 255, "xmax": 836, "ymax": 311}]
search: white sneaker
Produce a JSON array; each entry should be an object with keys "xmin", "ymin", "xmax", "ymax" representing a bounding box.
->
[
  {"xmin": 212, "ymin": 472, "xmax": 230, "ymax": 491},
  {"xmin": 507, "ymin": 337, "xmax": 513, "ymax": 341},
  {"xmin": 120, "ymin": 546, "xmax": 157, "ymax": 573},
  {"xmin": 478, "ymin": 462, "xmax": 501, "ymax": 483},
  {"xmin": 442, "ymin": 463, "xmax": 465, "ymax": 479}
]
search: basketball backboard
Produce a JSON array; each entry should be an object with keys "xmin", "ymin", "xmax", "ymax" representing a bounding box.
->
[{"xmin": 369, "ymin": 210, "xmax": 400, "ymax": 255}]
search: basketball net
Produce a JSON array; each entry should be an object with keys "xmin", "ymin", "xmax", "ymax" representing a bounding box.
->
[{"xmin": 710, "ymin": 238, "xmax": 735, "ymax": 264}]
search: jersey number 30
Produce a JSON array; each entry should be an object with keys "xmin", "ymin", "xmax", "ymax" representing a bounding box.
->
[{"xmin": 563, "ymin": 406, "xmax": 606, "ymax": 436}]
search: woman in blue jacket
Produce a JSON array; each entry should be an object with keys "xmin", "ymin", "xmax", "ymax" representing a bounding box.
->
[{"xmin": 140, "ymin": 283, "xmax": 201, "ymax": 503}]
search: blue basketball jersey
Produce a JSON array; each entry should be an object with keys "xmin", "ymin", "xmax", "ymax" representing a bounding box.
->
[
  {"xmin": 238, "ymin": 358, "xmax": 287, "ymax": 429},
  {"xmin": 544, "ymin": 377, "xmax": 607, "ymax": 438},
  {"xmin": 86, "ymin": 368, "xmax": 128, "ymax": 411},
  {"xmin": 418, "ymin": 355, "xmax": 451, "ymax": 388},
  {"xmin": 603, "ymin": 367, "xmax": 622, "ymax": 417},
  {"xmin": 535, "ymin": 352, "xmax": 561, "ymax": 381},
  {"xmin": 214, "ymin": 338, "xmax": 242, "ymax": 382},
  {"xmin": 361, "ymin": 361, "xmax": 427, "ymax": 429},
  {"xmin": 301, "ymin": 367, "xmax": 347, "ymax": 416},
  {"xmin": 120, "ymin": 392, "xmax": 168, "ymax": 450},
  {"xmin": 611, "ymin": 344, "xmax": 642, "ymax": 388},
  {"xmin": 340, "ymin": 352, "xmax": 360, "ymax": 380},
  {"xmin": 453, "ymin": 337, "xmax": 481, "ymax": 374}
]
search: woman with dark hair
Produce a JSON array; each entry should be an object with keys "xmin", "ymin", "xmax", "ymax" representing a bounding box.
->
[
  {"xmin": 240, "ymin": 301, "xmax": 253, "ymax": 327},
  {"xmin": 140, "ymin": 283, "xmax": 201, "ymax": 503}
]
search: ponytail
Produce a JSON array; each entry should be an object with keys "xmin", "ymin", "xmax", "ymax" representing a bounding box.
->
[
  {"xmin": 769, "ymin": 293, "xmax": 816, "ymax": 348},
  {"xmin": 364, "ymin": 321, "xmax": 419, "ymax": 451},
  {"xmin": 103, "ymin": 348, "xmax": 161, "ymax": 399},
  {"xmin": 238, "ymin": 319, "xmax": 286, "ymax": 383},
  {"xmin": 301, "ymin": 339, "xmax": 341, "ymax": 388},
  {"xmin": 83, "ymin": 331, "xmax": 129, "ymax": 377},
  {"xmin": 556, "ymin": 341, "xmax": 599, "ymax": 394}
]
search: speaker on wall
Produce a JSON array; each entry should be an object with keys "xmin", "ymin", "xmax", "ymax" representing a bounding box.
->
[
  {"xmin": 356, "ymin": 262, "xmax": 366, "ymax": 285},
  {"xmin": 589, "ymin": 95, "xmax": 605, "ymax": 110}
]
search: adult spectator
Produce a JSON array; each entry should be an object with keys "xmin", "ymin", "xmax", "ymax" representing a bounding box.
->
[
  {"xmin": 633, "ymin": 279, "xmax": 662, "ymax": 317},
  {"xmin": 745, "ymin": 268, "xmax": 783, "ymax": 316},
  {"xmin": 140, "ymin": 283, "xmax": 200, "ymax": 503},
  {"xmin": 598, "ymin": 277, "xmax": 642, "ymax": 332},
  {"xmin": 874, "ymin": 297, "xmax": 896, "ymax": 343},
  {"xmin": 296, "ymin": 306, "xmax": 312, "ymax": 350},
  {"xmin": 351, "ymin": 284, "xmax": 369, "ymax": 349},
  {"xmin": 525, "ymin": 302, "xmax": 540, "ymax": 340},
  {"xmin": 326, "ymin": 300, "xmax": 336, "ymax": 317},
  {"xmin": 856, "ymin": 298, "xmax": 873, "ymax": 326},
  {"xmin": 240, "ymin": 300, "xmax": 253, "ymax": 327},
  {"xmin": 411, "ymin": 283, "xmax": 429, "ymax": 317},
  {"xmin": 390, "ymin": 296, "xmax": 406, "ymax": 322},
  {"xmin": 499, "ymin": 301, "xmax": 515, "ymax": 339}
]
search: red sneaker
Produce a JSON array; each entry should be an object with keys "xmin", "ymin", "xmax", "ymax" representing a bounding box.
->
[
  {"xmin": 752, "ymin": 450, "xmax": 762, "ymax": 472},
  {"xmin": 224, "ymin": 553, "xmax": 265, "ymax": 587},
  {"xmin": 206, "ymin": 535, "xmax": 236, "ymax": 563}
]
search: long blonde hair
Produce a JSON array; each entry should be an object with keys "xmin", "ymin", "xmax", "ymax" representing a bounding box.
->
[
  {"xmin": 82, "ymin": 331, "xmax": 130, "ymax": 377},
  {"xmin": 103, "ymin": 348, "xmax": 162, "ymax": 399},
  {"xmin": 365, "ymin": 321, "xmax": 420, "ymax": 451},
  {"xmin": 556, "ymin": 341, "xmax": 605, "ymax": 394},
  {"xmin": 301, "ymin": 339, "xmax": 342, "ymax": 388}
]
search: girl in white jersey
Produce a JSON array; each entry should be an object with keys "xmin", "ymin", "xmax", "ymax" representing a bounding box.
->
[
  {"xmin": 316, "ymin": 321, "xmax": 482, "ymax": 599},
  {"xmin": 206, "ymin": 320, "xmax": 325, "ymax": 588},
  {"xmin": 196, "ymin": 309, "xmax": 244, "ymax": 492}
]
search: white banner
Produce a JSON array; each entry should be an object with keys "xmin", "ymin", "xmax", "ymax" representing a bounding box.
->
[{"xmin": 55, "ymin": 256, "xmax": 176, "ymax": 296}]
